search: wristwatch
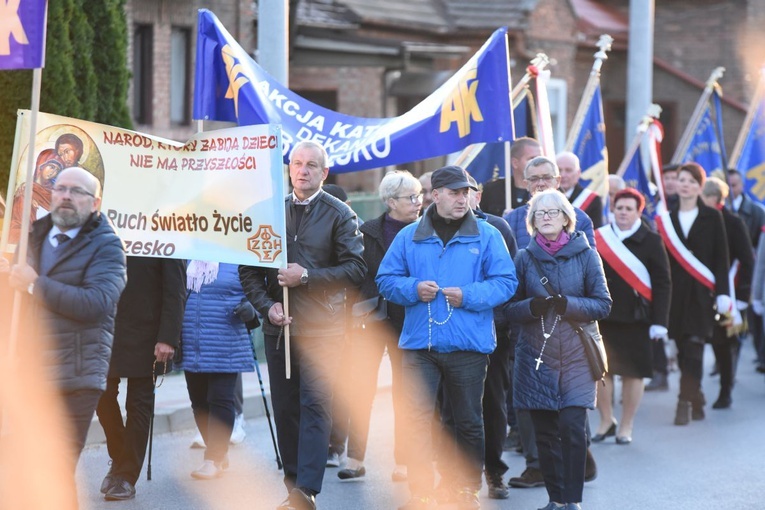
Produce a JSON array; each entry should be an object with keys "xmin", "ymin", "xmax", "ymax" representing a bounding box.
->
[{"xmin": 300, "ymin": 268, "xmax": 309, "ymax": 285}]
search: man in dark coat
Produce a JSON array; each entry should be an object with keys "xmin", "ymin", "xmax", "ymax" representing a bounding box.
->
[
  {"xmin": 96, "ymin": 256, "xmax": 187, "ymax": 500},
  {"xmin": 702, "ymin": 177, "xmax": 753, "ymax": 409},
  {"xmin": 557, "ymin": 151, "xmax": 604, "ymax": 228},
  {"xmin": 239, "ymin": 140, "xmax": 366, "ymax": 510},
  {"xmin": 7, "ymin": 167, "xmax": 127, "ymax": 497}
]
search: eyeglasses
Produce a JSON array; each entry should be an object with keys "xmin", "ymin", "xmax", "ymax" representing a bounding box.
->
[
  {"xmin": 533, "ymin": 209, "xmax": 562, "ymax": 219},
  {"xmin": 526, "ymin": 175, "xmax": 556, "ymax": 184},
  {"xmin": 394, "ymin": 193, "xmax": 423, "ymax": 204},
  {"xmin": 52, "ymin": 185, "xmax": 95, "ymax": 198}
]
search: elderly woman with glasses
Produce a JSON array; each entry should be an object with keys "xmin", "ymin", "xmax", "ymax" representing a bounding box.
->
[
  {"xmin": 336, "ymin": 170, "xmax": 422, "ymax": 482},
  {"xmin": 504, "ymin": 188, "xmax": 611, "ymax": 510}
]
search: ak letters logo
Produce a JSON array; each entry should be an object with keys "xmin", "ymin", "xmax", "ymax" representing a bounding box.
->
[
  {"xmin": 247, "ymin": 225, "xmax": 283, "ymax": 263},
  {"xmin": 1, "ymin": 0, "xmax": 29, "ymax": 56},
  {"xmin": 439, "ymin": 65, "xmax": 484, "ymax": 138},
  {"xmin": 221, "ymin": 44, "xmax": 250, "ymax": 118}
]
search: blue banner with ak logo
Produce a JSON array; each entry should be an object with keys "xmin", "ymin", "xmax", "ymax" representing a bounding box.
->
[{"xmin": 193, "ymin": 9, "xmax": 514, "ymax": 173}]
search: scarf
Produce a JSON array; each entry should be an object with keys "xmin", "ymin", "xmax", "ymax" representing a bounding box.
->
[
  {"xmin": 535, "ymin": 230, "xmax": 571, "ymax": 256},
  {"xmin": 186, "ymin": 260, "xmax": 219, "ymax": 293}
]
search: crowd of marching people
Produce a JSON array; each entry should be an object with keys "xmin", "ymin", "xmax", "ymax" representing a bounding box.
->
[{"xmin": 4, "ymin": 137, "xmax": 765, "ymax": 510}]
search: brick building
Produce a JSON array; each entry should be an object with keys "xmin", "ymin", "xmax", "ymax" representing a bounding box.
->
[{"xmin": 125, "ymin": 0, "xmax": 764, "ymax": 192}]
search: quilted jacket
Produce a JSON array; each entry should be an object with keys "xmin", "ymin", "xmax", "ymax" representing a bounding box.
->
[
  {"xmin": 504, "ymin": 232, "xmax": 611, "ymax": 410},
  {"xmin": 180, "ymin": 263, "xmax": 255, "ymax": 373}
]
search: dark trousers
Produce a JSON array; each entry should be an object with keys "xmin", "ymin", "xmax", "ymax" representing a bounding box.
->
[
  {"xmin": 482, "ymin": 328, "xmax": 511, "ymax": 475},
  {"xmin": 404, "ymin": 349, "xmax": 488, "ymax": 495},
  {"xmin": 329, "ymin": 335, "xmax": 353, "ymax": 457},
  {"xmin": 265, "ymin": 333, "xmax": 343, "ymax": 494},
  {"xmin": 185, "ymin": 372, "xmax": 238, "ymax": 463},
  {"xmin": 234, "ymin": 372, "xmax": 244, "ymax": 415},
  {"xmin": 530, "ymin": 407, "xmax": 587, "ymax": 504},
  {"xmin": 346, "ymin": 324, "xmax": 406, "ymax": 463},
  {"xmin": 712, "ymin": 337, "xmax": 738, "ymax": 398},
  {"xmin": 63, "ymin": 389, "xmax": 103, "ymax": 461},
  {"xmin": 96, "ymin": 377, "xmax": 155, "ymax": 485},
  {"xmin": 749, "ymin": 307, "xmax": 764, "ymax": 363},
  {"xmin": 651, "ymin": 337, "xmax": 669, "ymax": 376},
  {"xmin": 678, "ymin": 335, "xmax": 706, "ymax": 402}
]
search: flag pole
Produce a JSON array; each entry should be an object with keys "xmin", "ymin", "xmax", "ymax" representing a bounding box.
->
[
  {"xmin": 565, "ymin": 35, "xmax": 613, "ymax": 151},
  {"xmin": 729, "ymin": 68, "xmax": 765, "ymax": 168},
  {"xmin": 671, "ymin": 67, "xmax": 725, "ymax": 164},
  {"xmin": 616, "ymin": 104, "xmax": 662, "ymax": 177}
]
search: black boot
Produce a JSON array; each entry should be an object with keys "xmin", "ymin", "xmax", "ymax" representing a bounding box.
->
[
  {"xmin": 674, "ymin": 400, "xmax": 691, "ymax": 426},
  {"xmin": 712, "ymin": 390, "xmax": 732, "ymax": 409}
]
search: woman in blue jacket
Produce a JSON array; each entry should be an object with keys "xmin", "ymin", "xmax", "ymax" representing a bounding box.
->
[
  {"xmin": 181, "ymin": 261, "xmax": 256, "ymax": 479},
  {"xmin": 505, "ymin": 189, "xmax": 611, "ymax": 510}
]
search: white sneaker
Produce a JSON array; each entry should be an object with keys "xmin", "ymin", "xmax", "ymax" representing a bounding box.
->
[
  {"xmin": 190, "ymin": 431, "xmax": 206, "ymax": 449},
  {"xmin": 191, "ymin": 460, "xmax": 224, "ymax": 480},
  {"xmin": 230, "ymin": 413, "xmax": 246, "ymax": 445}
]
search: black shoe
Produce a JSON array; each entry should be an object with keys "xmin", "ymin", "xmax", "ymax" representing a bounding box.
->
[
  {"xmin": 338, "ymin": 466, "xmax": 366, "ymax": 480},
  {"xmin": 615, "ymin": 435, "xmax": 632, "ymax": 445},
  {"xmin": 456, "ymin": 488, "xmax": 480, "ymax": 510},
  {"xmin": 503, "ymin": 428, "xmax": 521, "ymax": 451},
  {"xmin": 584, "ymin": 448, "xmax": 597, "ymax": 482},
  {"xmin": 485, "ymin": 471, "xmax": 509, "ymax": 499},
  {"xmin": 591, "ymin": 420, "xmax": 617, "ymax": 442},
  {"xmin": 100, "ymin": 465, "xmax": 115, "ymax": 494},
  {"xmin": 398, "ymin": 495, "xmax": 436, "ymax": 510},
  {"xmin": 287, "ymin": 488, "xmax": 316, "ymax": 510},
  {"xmin": 674, "ymin": 400, "xmax": 692, "ymax": 425},
  {"xmin": 508, "ymin": 467, "xmax": 545, "ymax": 488},
  {"xmin": 712, "ymin": 394, "xmax": 732, "ymax": 409},
  {"xmin": 645, "ymin": 372, "xmax": 669, "ymax": 392},
  {"xmin": 104, "ymin": 479, "xmax": 136, "ymax": 501}
]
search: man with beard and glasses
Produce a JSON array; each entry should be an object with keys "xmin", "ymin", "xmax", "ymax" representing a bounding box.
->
[{"xmin": 8, "ymin": 166, "xmax": 127, "ymax": 500}]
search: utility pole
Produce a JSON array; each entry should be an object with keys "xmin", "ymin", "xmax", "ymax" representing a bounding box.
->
[{"xmin": 625, "ymin": 0, "xmax": 655, "ymax": 147}]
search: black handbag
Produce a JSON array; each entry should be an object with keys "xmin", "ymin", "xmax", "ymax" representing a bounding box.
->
[
  {"xmin": 351, "ymin": 295, "xmax": 387, "ymax": 329},
  {"xmin": 528, "ymin": 255, "xmax": 608, "ymax": 382}
]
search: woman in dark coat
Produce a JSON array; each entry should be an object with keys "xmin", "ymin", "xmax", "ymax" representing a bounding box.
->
[
  {"xmin": 505, "ymin": 189, "xmax": 611, "ymax": 510},
  {"xmin": 593, "ymin": 189, "xmax": 671, "ymax": 444},
  {"xmin": 337, "ymin": 170, "xmax": 422, "ymax": 481},
  {"xmin": 655, "ymin": 163, "xmax": 730, "ymax": 426}
]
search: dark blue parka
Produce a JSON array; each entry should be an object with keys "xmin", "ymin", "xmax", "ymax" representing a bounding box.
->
[
  {"xmin": 27, "ymin": 212, "xmax": 127, "ymax": 392},
  {"xmin": 505, "ymin": 232, "xmax": 611, "ymax": 410}
]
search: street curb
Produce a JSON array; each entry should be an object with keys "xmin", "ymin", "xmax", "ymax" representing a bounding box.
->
[{"xmin": 85, "ymin": 392, "xmax": 275, "ymax": 446}]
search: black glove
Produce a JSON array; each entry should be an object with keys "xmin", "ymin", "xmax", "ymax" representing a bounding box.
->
[
  {"xmin": 233, "ymin": 298, "xmax": 256, "ymax": 323},
  {"xmin": 551, "ymin": 295, "xmax": 568, "ymax": 315},
  {"xmin": 530, "ymin": 296, "xmax": 551, "ymax": 317}
]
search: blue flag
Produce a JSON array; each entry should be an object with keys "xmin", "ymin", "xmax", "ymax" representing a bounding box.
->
[
  {"xmin": 678, "ymin": 90, "xmax": 726, "ymax": 174},
  {"xmin": 193, "ymin": 10, "xmax": 514, "ymax": 173},
  {"xmin": 464, "ymin": 93, "xmax": 530, "ymax": 183},
  {"xmin": 622, "ymin": 148, "xmax": 659, "ymax": 218},
  {"xmin": 571, "ymin": 85, "xmax": 608, "ymax": 197},
  {"xmin": 0, "ymin": 0, "xmax": 47, "ymax": 70},
  {"xmin": 736, "ymin": 97, "xmax": 765, "ymax": 204}
]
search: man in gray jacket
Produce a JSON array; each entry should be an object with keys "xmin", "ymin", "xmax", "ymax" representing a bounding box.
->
[
  {"xmin": 8, "ymin": 167, "xmax": 127, "ymax": 493},
  {"xmin": 240, "ymin": 141, "xmax": 366, "ymax": 510}
]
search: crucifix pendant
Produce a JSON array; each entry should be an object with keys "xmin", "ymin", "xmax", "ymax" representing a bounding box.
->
[{"xmin": 535, "ymin": 356, "xmax": 544, "ymax": 370}]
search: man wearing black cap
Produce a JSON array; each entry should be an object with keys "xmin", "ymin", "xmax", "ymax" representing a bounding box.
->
[{"xmin": 377, "ymin": 165, "xmax": 518, "ymax": 510}]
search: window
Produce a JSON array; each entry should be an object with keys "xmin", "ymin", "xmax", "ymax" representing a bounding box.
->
[
  {"xmin": 170, "ymin": 27, "xmax": 191, "ymax": 125},
  {"xmin": 133, "ymin": 24, "xmax": 153, "ymax": 125}
]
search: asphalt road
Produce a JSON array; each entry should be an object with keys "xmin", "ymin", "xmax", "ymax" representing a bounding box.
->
[{"xmin": 76, "ymin": 343, "xmax": 765, "ymax": 510}]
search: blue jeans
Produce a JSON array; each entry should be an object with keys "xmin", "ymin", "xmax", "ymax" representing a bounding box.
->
[{"xmin": 403, "ymin": 349, "xmax": 488, "ymax": 495}]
